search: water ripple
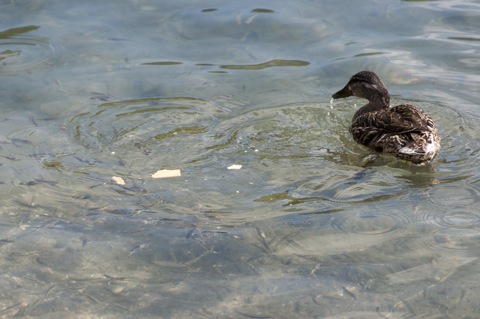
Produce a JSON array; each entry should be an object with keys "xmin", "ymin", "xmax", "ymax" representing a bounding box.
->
[
  {"xmin": 220, "ymin": 59, "xmax": 310, "ymax": 70},
  {"xmin": 424, "ymin": 228, "xmax": 480, "ymax": 252},
  {"xmin": 0, "ymin": 25, "xmax": 62, "ymax": 73},
  {"xmin": 330, "ymin": 210, "xmax": 412, "ymax": 239},
  {"xmin": 70, "ymin": 96, "xmax": 224, "ymax": 161},
  {"xmin": 434, "ymin": 211, "xmax": 480, "ymax": 229},
  {"xmin": 207, "ymin": 102, "xmax": 351, "ymax": 162}
]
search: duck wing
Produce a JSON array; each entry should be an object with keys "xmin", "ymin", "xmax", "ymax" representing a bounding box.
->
[
  {"xmin": 350, "ymin": 104, "xmax": 437, "ymax": 152},
  {"xmin": 352, "ymin": 104, "xmax": 436, "ymax": 135}
]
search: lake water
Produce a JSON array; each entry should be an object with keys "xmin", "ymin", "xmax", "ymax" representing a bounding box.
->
[{"xmin": 1, "ymin": 0, "xmax": 480, "ymax": 318}]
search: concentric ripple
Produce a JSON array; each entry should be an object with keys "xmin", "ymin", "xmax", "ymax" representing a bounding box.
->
[
  {"xmin": 415, "ymin": 184, "xmax": 480, "ymax": 224},
  {"xmin": 206, "ymin": 102, "xmax": 351, "ymax": 161},
  {"xmin": 330, "ymin": 210, "xmax": 412, "ymax": 239},
  {"xmin": 67, "ymin": 98, "xmax": 351, "ymax": 185},
  {"xmin": 0, "ymin": 25, "xmax": 62, "ymax": 73},
  {"xmin": 70, "ymin": 96, "xmax": 225, "ymax": 159},
  {"xmin": 424, "ymin": 228, "xmax": 480, "ymax": 252},
  {"xmin": 433, "ymin": 211, "xmax": 480, "ymax": 229}
]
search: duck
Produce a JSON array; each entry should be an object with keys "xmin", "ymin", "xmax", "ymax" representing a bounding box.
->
[{"xmin": 332, "ymin": 71, "xmax": 440, "ymax": 164}]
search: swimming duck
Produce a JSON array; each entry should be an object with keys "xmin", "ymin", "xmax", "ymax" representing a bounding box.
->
[{"xmin": 332, "ymin": 71, "xmax": 440, "ymax": 164}]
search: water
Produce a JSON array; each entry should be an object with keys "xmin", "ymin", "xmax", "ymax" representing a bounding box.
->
[{"xmin": 1, "ymin": 0, "xmax": 480, "ymax": 317}]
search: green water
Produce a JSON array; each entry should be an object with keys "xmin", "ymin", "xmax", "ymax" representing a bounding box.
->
[{"xmin": 1, "ymin": 0, "xmax": 480, "ymax": 318}]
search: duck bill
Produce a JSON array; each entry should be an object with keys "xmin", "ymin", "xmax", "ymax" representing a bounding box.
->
[{"xmin": 332, "ymin": 85, "xmax": 352, "ymax": 99}]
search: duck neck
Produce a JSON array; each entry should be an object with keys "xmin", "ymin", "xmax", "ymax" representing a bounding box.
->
[{"xmin": 353, "ymin": 94, "xmax": 390, "ymax": 120}]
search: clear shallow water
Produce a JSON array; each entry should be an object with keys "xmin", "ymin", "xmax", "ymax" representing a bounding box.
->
[{"xmin": 1, "ymin": 0, "xmax": 480, "ymax": 317}]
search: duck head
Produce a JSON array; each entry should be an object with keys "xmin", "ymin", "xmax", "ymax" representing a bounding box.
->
[{"xmin": 332, "ymin": 71, "xmax": 390, "ymax": 108}]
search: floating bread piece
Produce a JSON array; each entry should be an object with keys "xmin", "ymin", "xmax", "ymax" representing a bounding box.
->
[
  {"xmin": 112, "ymin": 176, "xmax": 126, "ymax": 185},
  {"xmin": 227, "ymin": 164, "xmax": 242, "ymax": 170},
  {"xmin": 152, "ymin": 169, "xmax": 181, "ymax": 178}
]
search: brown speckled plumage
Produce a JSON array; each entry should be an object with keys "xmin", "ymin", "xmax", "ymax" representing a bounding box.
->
[{"xmin": 332, "ymin": 71, "xmax": 440, "ymax": 164}]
